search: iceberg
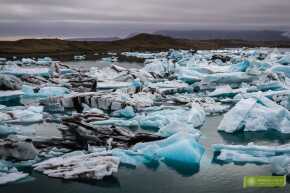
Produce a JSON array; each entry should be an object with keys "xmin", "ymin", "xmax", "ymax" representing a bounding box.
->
[
  {"xmin": 133, "ymin": 132, "xmax": 205, "ymax": 165},
  {"xmin": 0, "ymin": 90, "xmax": 23, "ymax": 102},
  {"xmin": 0, "ymin": 140, "xmax": 38, "ymax": 161},
  {"xmin": 0, "ymin": 124, "xmax": 18, "ymax": 137},
  {"xmin": 0, "ymin": 64, "xmax": 50, "ymax": 77},
  {"xmin": 212, "ymin": 143, "xmax": 290, "ymax": 175},
  {"xmin": 218, "ymin": 96, "xmax": 290, "ymax": 133},
  {"xmin": 22, "ymin": 85, "xmax": 70, "ymax": 98},
  {"xmin": 0, "ymin": 74, "xmax": 22, "ymax": 90},
  {"xmin": 278, "ymin": 55, "xmax": 290, "ymax": 65},
  {"xmin": 112, "ymin": 106, "xmax": 136, "ymax": 118},
  {"xmin": 271, "ymin": 66, "xmax": 290, "ymax": 78},
  {"xmin": 0, "ymin": 106, "xmax": 43, "ymax": 124},
  {"xmin": 33, "ymin": 151, "xmax": 120, "ymax": 180},
  {"xmin": 270, "ymin": 156, "xmax": 290, "ymax": 175},
  {"xmin": 137, "ymin": 103, "xmax": 205, "ymax": 136},
  {"xmin": 143, "ymin": 59, "xmax": 176, "ymax": 77},
  {"xmin": 0, "ymin": 161, "xmax": 29, "ymax": 185},
  {"xmin": 202, "ymin": 72, "xmax": 257, "ymax": 85}
]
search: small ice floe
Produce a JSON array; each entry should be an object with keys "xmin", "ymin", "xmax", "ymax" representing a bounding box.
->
[
  {"xmin": 0, "ymin": 74, "xmax": 23, "ymax": 90},
  {"xmin": 212, "ymin": 143, "xmax": 290, "ymax": 175},
  {"xmin": 218, "ymin": 96, "xmax": 290, "ymax": 133},
  {"xmin": 22, "ymin": 85, "xmax": 70, "ymax": 98},
  {"xmin": 0, "ymin": 90, "xmax": 23, "ymax": 102},
  {"xmin": 0, "ymin": 106, "xmax": 44, "ymax": 124},
  {"xmin": 0, "ymin": 64, "xmax": 50, "ymax": 77},
  {"xmin": 277, "ymin": 54, "xmax": 290, "ymax": 65},
  {"xmin": 0, "ymin": 160, "xmax": 29, "ymax": 185},
  {"xmin": 74, "ymin": 55, "xmax": 86, "ymax": 60},
  {"xmin": 33, "ymin": 151, "xmax": 119, "ymax": 180},
  {"xmin": 0, "ymin": 124, "xmax": 18, "ymax": 137},
  {"xmin": 0, "ymin": 139, "xmax": 38, "ymax": 161}
]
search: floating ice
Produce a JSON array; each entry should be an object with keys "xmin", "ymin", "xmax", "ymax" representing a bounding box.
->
[
  {"xmin": 0, "ymin": 74, "xmax": 22, "ymax": 90},
  {"xmin": 112, "ymin": 106, "xmax": 136, "ymax": 118},
  {"xmin": 133, "ymin": 132, "xmax": 205, "ymax": 165},
  {"xmin": 218, "ymin": 96, "xmax": 290, "ymax": 133},
  {"xmin": 271, "ymin": 66, "xmax": 290, "ymax": 78},
  {"xmin": 278, "ymin": 55, "xmax": 290, "ymax": 65},
  {"xmin": 0, "ymin": 124, "xmax": 18, "ymax": 137},
  {"xmin": 33, "ymin": 151, "xmax": 120, "ymax": 180},
  {"xmin": 22, "ymin": 85, "xmax": 70, "ymax": 98},
  {"xmin": 0, "ymin": 106, "xmax": 43, "ymax": 124},
  {"xmin": 0, "ymin": 161, "xmax": 29, "ymax": 185},
  {"xmin": 0, "ymin": 64, "xmax": 50, "ymax": 77},
  {"xmin": 212, "ymin": 143, "xmax": 290, "ymax": 175},
  {"xmin": 0, "ymin": 140, "xmax": 38, "ymax": 161}
]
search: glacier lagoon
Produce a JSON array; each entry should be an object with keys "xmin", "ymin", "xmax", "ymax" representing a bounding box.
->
[{"xmin": 1, "ymin": 49, "xmax": 290, "ymax": 193}]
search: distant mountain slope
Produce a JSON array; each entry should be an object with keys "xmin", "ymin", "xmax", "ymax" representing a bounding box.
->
[
  {"xmin": 155, "ymin": 30, "xmax": 290, "ymax": 41},
  {"xmin": 0, "ymin": 33, "xmax": 290, "ymax": 60},
  {"xmin": 66, "ymin": 37, "xmax": 120, "ymax": 42}
]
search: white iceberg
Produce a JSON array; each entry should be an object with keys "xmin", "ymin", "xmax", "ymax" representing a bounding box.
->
[{"xmin": 218, "ymin": 96, "xmax": 290, "ymax": 133}]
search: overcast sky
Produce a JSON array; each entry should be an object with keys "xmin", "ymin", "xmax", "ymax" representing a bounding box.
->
[{"xmin": 0, "ymin": 0, "xmax": 290, "ymax": 39}]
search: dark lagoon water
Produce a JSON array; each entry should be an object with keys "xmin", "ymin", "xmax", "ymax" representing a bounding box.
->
[
  {"xmin": 1, "ymin": 116, "xmax": 290, "ymax": 193},
  {"xmin": 1, "ymin": 60, "xmax": 290, "ymax": 193}
]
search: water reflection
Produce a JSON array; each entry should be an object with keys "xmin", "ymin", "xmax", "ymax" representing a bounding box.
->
[
  {"xmin": 219, "ymin": 130, "xmax": 290, "ymax": 145},
  {"xmin": 163, "ymin": 160, "xmax": 200, "ymax": 177}
]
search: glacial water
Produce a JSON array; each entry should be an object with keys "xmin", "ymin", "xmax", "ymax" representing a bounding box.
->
[
  {"xmin": 1, "ymin": 115, "xmax": 290, "ymax": 193},
  {"xmin": 1, "ymin": 60, "xmax": 290, "ymax": 193}
]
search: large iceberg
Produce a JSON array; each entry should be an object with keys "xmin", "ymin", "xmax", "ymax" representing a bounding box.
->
[{"xmin": 218, "ymin": 96, "xmax": 290, "ymax": 133}]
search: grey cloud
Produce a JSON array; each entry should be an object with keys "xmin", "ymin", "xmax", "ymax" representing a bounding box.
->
[{"xmin": 0, "ymin": 0, "xmax": 289, "ymax": 39}]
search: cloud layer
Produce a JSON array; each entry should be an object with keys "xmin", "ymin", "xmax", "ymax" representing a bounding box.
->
[{"xmin": 0, "ymin": 0, "xmax": 290, "ymax": 39}]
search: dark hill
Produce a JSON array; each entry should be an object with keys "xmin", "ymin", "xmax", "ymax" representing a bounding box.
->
[{"xmin": 0, "ymin": 33, "xmax": 290, "ymax": 60}]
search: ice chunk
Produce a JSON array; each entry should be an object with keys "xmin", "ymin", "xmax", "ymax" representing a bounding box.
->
[
  {"xmin": 133, "ymin": 132, "xmax": 205, "ymax": 165},
  {"xmin": 1, "ymin": 106, "xmax": 44, "ymax": 124},
  {"xmin": 208, "ymin": 85, "xmax": 238, "ymax": 98},
  {"xmin": 143, "ymin": 59, "xmax": 176, "ymax": 77},
  {"xmin": 271, "ymin": 66, "xmax": 290, "ymax": 78},
  {"xmin": 34, "ymin": 152, "xmax": 120, "ymax": 180},
  {"xmin": 278, "ymin": 55, "xmax": 290, "ymax": 65},
  {"xmin": 22, "ymin": 85, "xmax": 70, "ymax": 98},
  {"xmin": 137, "ymin": 103, "xmax": 205, "ymax": 136},
  {"xmin": 0, "ymin": 161, "xmax": 29, "ymax": 185},
  {"xmin": 0, "ymin": 140, "xmax": 38, "ymax": 161},
  {"xmin": 218, "ymin": 96, "xmax": 290, "ymax": 133},
  {"xmin": 0, "ymin": 90, "xmax": 23, "ymax": 102},
  {"xmin": 112, "ymin": 106, "xmax": 136, "ymax": 118},
  {"xmin": 0, "ymin": 74, "xmax": 22, "ymax": 90},
  {"xmin": 0, "ymin": 64, "xmax": 49, "ymax": 77},
  {"xmin": 0, "ymin": 124, "xmax": 18, "ymax": 137},
  {"xmin": 212, "ymin": 143, "xmax": 290, "ymax": 175},
  {"xmin": 230, "ymin": 60, "xmax": 250, "ymax": 72},
  {"xmin": 202, "ymin": 72, "xmax": 257, "ymax": 85},
  {"xmin": 270, "ymin": 156, "xmax": 290, "ymax": 175}
]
